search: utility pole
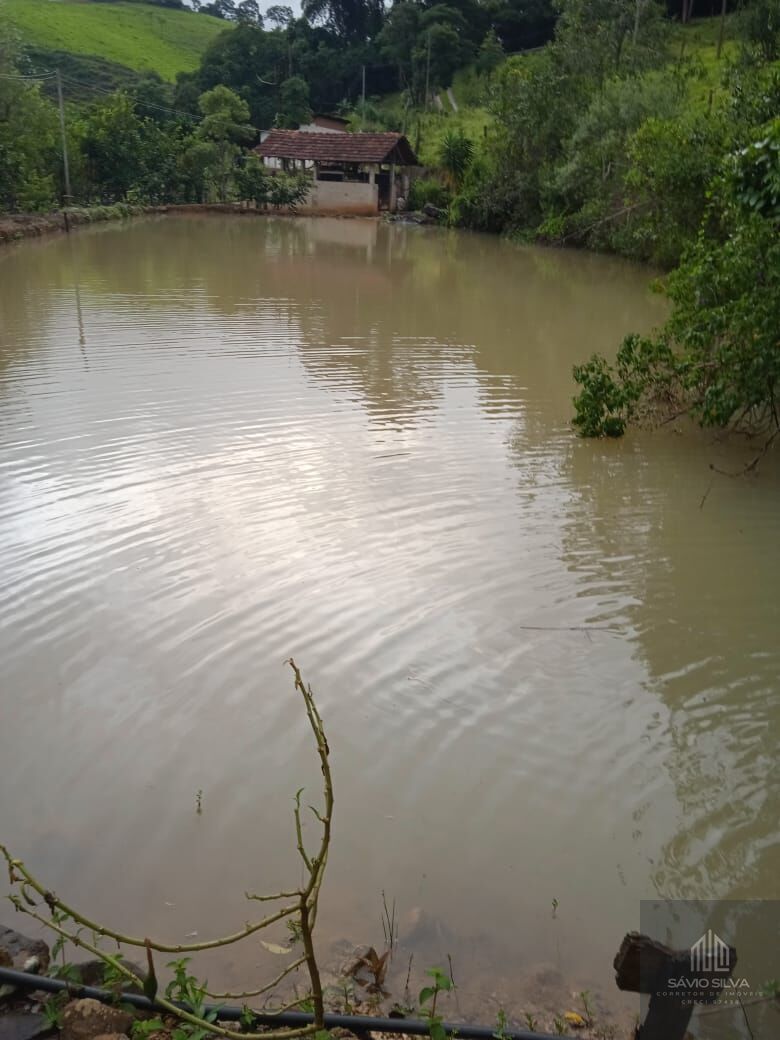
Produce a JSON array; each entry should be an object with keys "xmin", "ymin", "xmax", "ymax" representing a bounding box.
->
[
  {"xmin": 425, "ymin": 32, "xmax": 431, "ymax": 110},
  {"xmin": 55, "ymin": 69, "xmax": 72, "ymax": 229},
  {"xmin": 361, "ymin": 64, "xmax": 366, "ymax": 130}
]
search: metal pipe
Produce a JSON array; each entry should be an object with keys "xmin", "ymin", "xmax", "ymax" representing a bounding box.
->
[{"xmin": 0, "ymin": 966, "xmax": 571, "ymax": 1040}]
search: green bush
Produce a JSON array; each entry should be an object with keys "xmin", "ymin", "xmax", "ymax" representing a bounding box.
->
[
  {"xmin": 572, "ymin": 354, "xmax": 631, "ymax": 437},
  {"xmin": 407, "ymin": 177, "xmax": 450, "ymax": 211},
  {"xmin": 572, "ymin": 333, "xmax": 677, "ymax": 437}
]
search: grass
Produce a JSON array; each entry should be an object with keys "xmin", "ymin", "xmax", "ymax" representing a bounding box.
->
[
  {"xmin": 407, "ymin": 106, "xmax": 493, "ymax": 168},
  {"xmin": 667, "ymin": 15, "xmax": 742, "ymax": 111},
  {"xmin": 372, "ymin": 74, "xmax": 493, "ymax": 168},
  {"xmin": 4, "ymin": 0, "xmax": 228, "ymax": 81}
]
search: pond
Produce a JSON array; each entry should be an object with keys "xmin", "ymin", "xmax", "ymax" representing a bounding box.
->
[{"xmin": 0, "ymin": 216, "xmax": 778, "ymax": 1035}]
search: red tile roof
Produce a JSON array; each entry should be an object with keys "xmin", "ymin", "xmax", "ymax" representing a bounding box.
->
[{"xmin": 256, "ymin": 130, "xmax": 418, "ymax": 166}]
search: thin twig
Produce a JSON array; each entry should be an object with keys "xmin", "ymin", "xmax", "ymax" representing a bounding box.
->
[
  {"xmin": 2, "ymin": 848, "xmax": 298, "ymax": 953},
  {"xmin": 737, "ymin": 995, "xmax": 756, "ymax": 1040},
  {"xmin": 709, "ymin": 426, "xmax": 780, "ymax": 477},
  {"xmin": 205, "ymin": 956, "xmax": 306, "ymax": 1000},
  {"xmin": 2, "ymin": 660, "xmax": 334, "ymax": 1040},
  {"xmin": 699, "ymin": 477, "xmax": 714, "ymax": 510}
]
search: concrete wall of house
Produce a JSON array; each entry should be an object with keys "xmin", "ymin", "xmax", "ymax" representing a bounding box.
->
[{"xmin": 299, "ymin": 179, "xmax": 379, "ymax": 215}]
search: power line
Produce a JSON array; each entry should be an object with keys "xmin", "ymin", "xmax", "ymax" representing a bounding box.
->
[
  {"xmin": 1, "ymin": 67, "xmax": 201, "ymax": 121},
  {"xmin": 4, "ymin": 67, "xmax": 264, "ymax": 136},
  {"xmin": 58, "ymin": 73, "xmax": 263, "ymax": 134},
  {"xmin": 0, "ymin": 70, "xmax": 56, "ymax": 81},
  {"xmin": 59, "ymin": 73, "xmax": 201, "ymax": 121}
]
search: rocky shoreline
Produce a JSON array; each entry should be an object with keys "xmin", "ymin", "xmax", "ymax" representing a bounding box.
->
[
  {"xmin": 0, "ymin": 206, "xmax": 156, "ymax": 246},
  {"xmin": 1, "ymin": 921, "xmax": 637, "ymax": 1040}
]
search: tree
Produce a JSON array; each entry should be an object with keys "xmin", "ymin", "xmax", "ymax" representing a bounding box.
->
[
  {"xmin": 201, "ymin": 0, "xmax": 237, "ymax": 19},
  {"xmin": 277, "ymin": 75, "xmax": 312, "ymax": 128},
  {"xmin": 195, "ymin": 85, "xmax": 254, "ymax": 201},
  {"xmin": 194, "ymin": 24, "xmax": 288, "ymax": 128},
  {"xmin": 378, "ymin": 1, "xmax": 423, "ymax": 93},
  {"xmin": 414, "ymin": 22, "xmax": 473, "ymax": 90},
  {"xmin": 266, "ymin": 5, "xmax": 295, "ymax": 28},
  {"xmin": 573, "ymin": 115, "xmax": 780, "ymax": 438},
  {"xmin": 486, "ymin": 0, "xmax": 557, "ymax": 51},
  {"xmin": 129, "ymin": 73, "xmax": 177, "ymax": 125},
  {"xmin": 180, "ymin": 139, "xmax": 220, "ymax": 202},
  {"xmin": 236, "ymin": 0, "xmax": 263, "ymax": 25},
  {"xmin": 477, "ymin": 28, "xmax": 504, "ymax": 77},
  {"xmin": 235, "ymin": 153, "xmax": 271, "ymax": 204},
  {"xmin": 0, "ymin": 19, "xmax": 59, "ymax": 210},
  {"xmin": 302, "ymin": 0, "xmax": 385, "ymax": 42},
  {"xmin": 79, "ymin": 94, "xmax": 147, "ymax": 200},
  {"xmin": 554, "ymin": 0, "xmax": 666, "ymax": 86}
]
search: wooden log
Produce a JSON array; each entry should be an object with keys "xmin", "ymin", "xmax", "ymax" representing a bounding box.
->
[{"xmin": 613, "ymin": 932, "xmax": 737, "ymax": 1040}]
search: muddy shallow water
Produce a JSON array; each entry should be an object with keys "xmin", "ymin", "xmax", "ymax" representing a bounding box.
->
[{"xmin": 1, "ymin": 216, "xmax": 778, "ymax": 1037}]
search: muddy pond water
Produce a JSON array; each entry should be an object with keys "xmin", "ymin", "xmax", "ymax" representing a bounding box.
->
[{"xmin": 0, "ymin": 216, "xmax": 777, "ymax": 1036}]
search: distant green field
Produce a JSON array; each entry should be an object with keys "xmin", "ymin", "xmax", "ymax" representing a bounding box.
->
[{"xmin": 3, "ymin": 0, "xmax": 228, "ymax": 80}]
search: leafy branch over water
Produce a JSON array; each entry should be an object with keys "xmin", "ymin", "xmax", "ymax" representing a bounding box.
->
[
  {"xmin": 1, "ymin": 658, "xmax": 332, "ymax": 1040},
  {"xmin": 572, "ymin": 113, "xmax": 780, "ymax": 447}
]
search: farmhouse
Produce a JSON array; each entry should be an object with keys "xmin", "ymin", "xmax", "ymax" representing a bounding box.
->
[{"xmin": 255, "ymin": 130, "xmax": 419, "ymax": 216}]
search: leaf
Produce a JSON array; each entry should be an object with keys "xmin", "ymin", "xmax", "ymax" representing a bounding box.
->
[
  {"xmin": 260, "ymin": 940, "xmax": 292, "ymax": 955},
  {"xmin": 563, "ymin": 1011, "xmax": 587, "ymax": 1028},
  {"xmin": 375, "ymin": 950, "xmax": 390, "ymax": 986},
  {"xmin": 419, "ymin": 986, "xmax": 436, "ymax": 1007}
]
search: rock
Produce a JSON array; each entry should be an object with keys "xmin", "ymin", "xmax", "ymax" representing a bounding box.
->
[
  {"xmin": 61, "ymin": 999, "xmax": 134, "ymax": 1040},
  {"xmin": 70, "ymin": 960, "xmax": 144, "ymax": 993},
  {"xmin": 421, "ymin": 203, "xmax": 446, "ymax": 220},
  {"xmin": 92, "ymin": 1034, "xmax": 130, "ymax": 1040},
  {"xmin": 0, "ymin": 926, "xmax": 50, "ymax": 974},
  {"xmin": 0, "ymin": 1013, "xmax": 53, "ymax": 1040}
]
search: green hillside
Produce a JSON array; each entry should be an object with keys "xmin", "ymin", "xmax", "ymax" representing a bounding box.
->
[
  {"xmin": 371, "ymin": 16, "xmax": 739, "ymax": 166},
  {"xmin": 3, "ymin": 0, "xmax": 228, "ymax": 81}
]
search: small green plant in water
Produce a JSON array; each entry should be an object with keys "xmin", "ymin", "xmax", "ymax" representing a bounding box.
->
[
  {"xmin": 419, "ymin": 967, "xmax": 454, "ymax": 1040},
  {"xmin": 572, "ymin": 334, "xmax": 676, "ymax": 437},
  {"xmin": 572, "ymin": 355, "xmax": 631, "ymax": 437},
  {"xmin": 580, "ymin": 989, "xmax": 594, "ymax": 1026},
  {"xmin": 493, "ymin": 1008, "xmax": 510, "ymax": 1039}
]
